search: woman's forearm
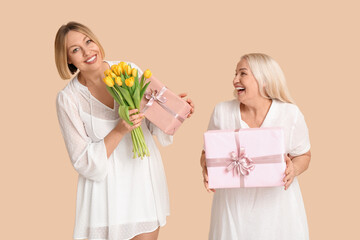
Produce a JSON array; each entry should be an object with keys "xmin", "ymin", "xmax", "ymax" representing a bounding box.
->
[
  {"xmin": 104, "ymin": 128, "xmax": 126, "ymax": 158},
  {"xmin": 291, "ymin": 151, "xmax": 311, "ymax": 176}
]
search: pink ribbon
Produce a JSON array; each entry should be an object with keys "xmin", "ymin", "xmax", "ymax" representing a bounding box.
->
[
  {"xmin": 227, "ymin": 149, "xmax": 255, "ymax": 176},
  {"xmin": 144, "ymin": 88, "xmax": 167, "ymax": 107},
  {"xmin": 142, "ymin": 87, "xmax": 186, "ymax": 123}
]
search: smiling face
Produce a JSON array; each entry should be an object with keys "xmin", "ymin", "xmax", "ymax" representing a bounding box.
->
[
  {"xmin": 66, "ymin": 30, "xmax": 103, "ymax": 73},
  {"xmin": 233, "ymin": 58, "xmax": 263, "ymax": 104}
]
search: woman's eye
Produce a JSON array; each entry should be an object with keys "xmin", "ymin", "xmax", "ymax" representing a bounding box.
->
[
  {"xmin": 86, "ymin": 39, "xmax": 92, "ymax": 44},
  {"xmin": 241, "ymin": 72, "xmax": 246, "ymax": 76},
  {"xmin": 72, "ymin": 48, "xmax": 79, "ymax": 53}
]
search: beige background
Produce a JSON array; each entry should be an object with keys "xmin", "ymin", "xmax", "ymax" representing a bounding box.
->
[{"xmin": 1, "ymin": 0, "xmax": 359, "ymax": 239}]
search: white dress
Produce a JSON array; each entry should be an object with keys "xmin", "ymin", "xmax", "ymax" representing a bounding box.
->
[
  {"xmin": 56, "ymin": 61, "xmax": 173, "ymax": 240},
  {"xmin": 207, "ymin": 99, "xmax": 311, "ymax": 240}
]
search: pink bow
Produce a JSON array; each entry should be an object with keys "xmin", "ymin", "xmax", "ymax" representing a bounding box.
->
[
  {"xmin": 227, "ymin": 148, "xmax": 255, "ymax": 176},
  {"xmin": 145, "ymin": 88, "xmax": 167, "ymax": 107}
]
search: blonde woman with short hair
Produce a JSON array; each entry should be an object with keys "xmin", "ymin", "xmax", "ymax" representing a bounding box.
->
[
  {"xmin": 201, "ymin": 53, "xmax": 311, "ymax": 240},
  {"xmin": 55, "ymin": 21, "xmax": 194, "ymax": 240}
]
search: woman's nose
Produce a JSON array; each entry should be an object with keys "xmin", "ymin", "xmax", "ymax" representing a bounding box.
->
[
  {"xmin": 83, "ymin": 47, "xmax": 91, "ymax": 56},
  {"xmin": 233, "ymin": 75, "xmax": 239, "ymax": 84}
]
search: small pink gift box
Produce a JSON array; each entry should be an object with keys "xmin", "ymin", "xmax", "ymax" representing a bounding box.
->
[
  {"xmin": 204, "ymin": 128, "xmax": 286, "ymax": 188},
  {"xmin": 140, "ymin": 76, "xmax": 191, "ymax": 135}
]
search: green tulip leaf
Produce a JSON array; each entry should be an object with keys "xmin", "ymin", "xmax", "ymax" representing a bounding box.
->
[
  {"xmin": 133, "ymin": 87, "xmax": 140, "ymax": 110},
  {"xmin": 119, "ymin": 87, "xmax": 135, "ymax": 109},
  {"xmin": 140, "ymin": 81, "xmax": 151, "ymax": 100},
  {"xmin": 118, "ymin": 105, "xmax": 133, "ymax": 125},
  {"xmin": 140, "ymin": 75, "xmax": 145, "ymax": 88}
]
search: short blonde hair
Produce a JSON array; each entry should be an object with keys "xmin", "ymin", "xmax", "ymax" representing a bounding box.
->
[
  {"xmin": 240, "ymin": 53, "xmax": 294, "ymax": 103},
  {"xmin": 54, "ymin": 21, "xmax": 105, "ymax": 80}
]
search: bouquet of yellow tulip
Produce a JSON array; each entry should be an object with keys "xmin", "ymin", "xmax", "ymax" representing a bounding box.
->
[{"xmin": 103, "ymin": 62, "xmax": 152, "ymax": 158}]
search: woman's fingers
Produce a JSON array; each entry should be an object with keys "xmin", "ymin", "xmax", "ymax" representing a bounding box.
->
[
  {"xmin": 128, "ymin": 109, "xmax": 139, "ymax": 115},
  {"xmin": 203, "ymin": 177, "xmax": 215, "ymax": 193},
  {"xmin": 178, "ymin": 93, "xmax": 195, "ymax": 118},
  {"xmin": 130, "ymin": 113, "xmax": 144, "ymax": 123},
  {"xmin": 130, "ymin": 115, "xmax": 144, "ymax": 130},
  {"xmin": 178, "ymin": 93, "xmax": 187, "ymax": 98},
  {"xmin": 284, "ymin": 178, "xmax": 293, "ymax": 190},
  {"xmin": 283, "ymin": 155, "xmax": 295, "ymax": 190},
  {"xmin": 186, "ymin": 98, "xmax": 195, "ymax": 118},
  {"xmin": 283, "ymin": 173, "xmax": 291, "ymax": 183},
  {"xmin": 202, "ymin": 168, "xmax": 215, "ymax": 193}
]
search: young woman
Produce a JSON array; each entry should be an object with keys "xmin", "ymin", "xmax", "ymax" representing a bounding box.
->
[
  {"xmin": 201, "ymin": 53, "xmax": 311, "ymax": 240},
  {"xmin": 55, "ymin": 21, "xmax": 194, "ymax": 240}
]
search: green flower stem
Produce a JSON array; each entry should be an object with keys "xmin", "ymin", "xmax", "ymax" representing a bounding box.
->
[
  {"xmin": 135, "ymin": 127, "xmax": 148, "ymax": 157},
  {"xmin": 135, "ymin": 127, "xmax": 146, "ymax": 157},
  {"xmin": 132, "ymin": 129, "xmax": 138, "ymax": 157},
  {"xmin": 131, "ymin": 131, "xmax": 137, "ymax": 158},
  {"xmin": 137, "ymin": 128, "xmax": 145, "ymax": 157},
  {"xmin": 138, "ymin": 128, "xmax": 149, "ymax": 156},
  {"xmin": 133, "ymin": 128, "xmax": 142, "ymax": 158}
]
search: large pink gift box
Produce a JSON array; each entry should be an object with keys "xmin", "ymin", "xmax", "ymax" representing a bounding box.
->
[
  {"xmin": 204, "ymin": 128, "xmax": 286, "ymax": 188},
  {"xmin": 140, "ymin": 76, "xmax": 191, "ymax": 135}
]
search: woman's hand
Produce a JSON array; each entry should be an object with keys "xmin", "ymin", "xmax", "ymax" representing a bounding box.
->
[
  {"xmin": 179, "ymin": 93, "xmax": 194, "ymax": 118},
  {"xmin": 283, "ymin": 151, "xmax": 311, "ymax": 190},
  {"xmin": 104, "ymin": 109, "xmax": 145, "ymax": 158},
  {"xmin": 200, "ymin": 150, "xmax": 215, "ymax": 193},
  {"xmin": 114, "ymin": 109, "xmax": 145, "ymax": 135},
  {"xmin": 283, "ymin": 154, "xmax": 296, "ymax": 190}
]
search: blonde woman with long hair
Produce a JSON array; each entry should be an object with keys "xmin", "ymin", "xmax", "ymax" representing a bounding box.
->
[{"xmin": 201, "ymin": 53, "xmax": 311, "ymax": 240}]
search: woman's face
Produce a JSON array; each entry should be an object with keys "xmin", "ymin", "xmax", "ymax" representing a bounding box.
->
[
  {"xmin": 66, "ymin": 30, "xmax": 103, "ymax": 73},
  {"xmin": 233, "ymin": 58, "xmax": 262, "ymax": 103}
]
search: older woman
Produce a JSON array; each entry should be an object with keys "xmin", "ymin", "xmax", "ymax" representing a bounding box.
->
[
  {"xmin": 201, "ymin": 53, "xmax": 311, "ymax": 240},
  {"xmin": 55, "ymin": 22, "xmax": 193, "ymax": 240}
]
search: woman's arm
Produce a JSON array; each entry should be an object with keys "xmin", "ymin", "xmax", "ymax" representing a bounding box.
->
[
  {"xmin": 200, "ymin": 150, "xmax": 215, "ymax": 193},
  {"xmin": 283, "ymin": 150, "xmax": 311, "ymax": 190},
  {"xmin": 104, "ymin": 109, "xmax": 144, "ymax": 158},
  {"xmin": 56, "ymin": 92, "xmax": 143, "ymax": 181}
]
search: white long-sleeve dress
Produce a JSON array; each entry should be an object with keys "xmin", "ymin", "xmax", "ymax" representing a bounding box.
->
[
  {"xmin": 56, "ymin": 61, "xmax": 172, "ymax": 240},
  {"xmin": 207, "ymin": 99, "xmax": 311, "ymax": 240}
]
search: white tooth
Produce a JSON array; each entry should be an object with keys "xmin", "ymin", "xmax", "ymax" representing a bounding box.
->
[
  {"xmin": 236, "ymin": 87, "xmax": 245, "ymax": 90},
  {"xmin": 86, "ymin": 56, "xmax": 96, "ymax": 62}
]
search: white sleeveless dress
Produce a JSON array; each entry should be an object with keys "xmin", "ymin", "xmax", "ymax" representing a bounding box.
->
[
  {"xmin": 56, "ymin": 61, "xmax": 172, "ymax": 240},
  {"xmin": 207, "ymin": 99, "xmax": 310, "ymax": 240}
]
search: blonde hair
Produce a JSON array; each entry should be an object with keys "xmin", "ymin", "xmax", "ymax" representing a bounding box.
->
[
  {"xmin": 240, "ymin": 53, "xmax": 294, "ymax": 103},
  {"xmin": 54, "ymin": 21, "xmax": 105, "ymax": 80}
]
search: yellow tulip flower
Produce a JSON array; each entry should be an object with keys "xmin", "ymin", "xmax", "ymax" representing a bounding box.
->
[
  {"xmin": 110, "ymin": 72, "xmax": 117, "ymax": 79},
  {"xmin": 115, "ymin": 77, "xmax": 122, "ymax": 86},
  {"xmin": 103, "ymin": 76, "xmax": 114, "ymax": 87},
  {"xmin": 113, "ymin": 65, "xmax": 122, "ymax": 76},
  {"xmin": 104, "ymin": 69, "xmax": 112, "ymax": 76},
  {"xmin": 126, "ymin": 65, "xmax": 132, "ymax": 75},
  {"xmin": 118, "ymin": 62, "xmax": 125, "ymax": 74},
  {"xmin": 131, "ymin": 68, "xmax": 138, "ymax": 77},
  {"xmin": 144, "ymin": 69, "xmax": 152, "ymax": 79},
  {"xmin": 119, "ymin": 62, "xmax": 125, "ymax": 68},
  {"xmin": 125, "ymin": 77, "xmax": 134, "ymax": 87},
  {"xmin": 122, "ymin": 63, "xmax": 128, "ymax": 74}
]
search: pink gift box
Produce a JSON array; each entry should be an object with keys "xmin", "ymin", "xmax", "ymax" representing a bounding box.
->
[
  {"xmin": 140, "ymin": 76, "xmax": 191, "ymax": 135},
  {"xmin": 204, "ymin": 128, "xmax": 286, "ymax": 188}
]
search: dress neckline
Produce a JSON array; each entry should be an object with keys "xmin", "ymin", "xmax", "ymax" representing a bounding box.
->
[
  {"xmin": 74, "ymin": 60, "xmax": 116, "ymax": 111},
  {"xmin": 237, "ymin": 99, "xmax": 276, "ymax": 128}
]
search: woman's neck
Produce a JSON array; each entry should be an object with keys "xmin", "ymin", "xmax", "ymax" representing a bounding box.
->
[
  {"xmin": 78, "ymin": 61, "xmax": 109, "ymax": 87},
  {"xmin": 242, "ymin": 97, "xmax": 271, "ymax": 112},
  {"xmin": 240, "ymin": 98, "xmax": 272, "ymax": 127}
]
